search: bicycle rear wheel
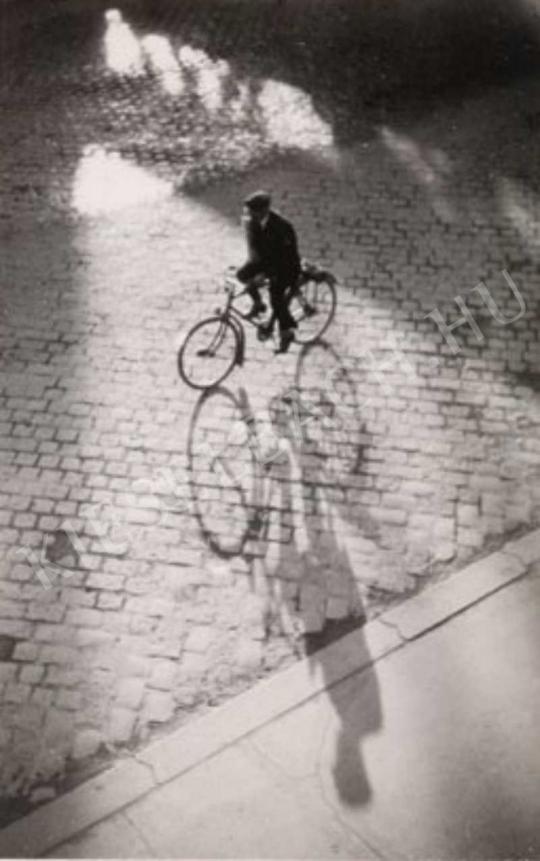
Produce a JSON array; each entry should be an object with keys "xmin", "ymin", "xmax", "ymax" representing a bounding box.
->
[
  {"xmin": 290, "ymin": 277, "xmax": 337, "ymax": 344},
  {"xmin": 178, "ymin": 316, "xmax": 239, "ymax": 390}
]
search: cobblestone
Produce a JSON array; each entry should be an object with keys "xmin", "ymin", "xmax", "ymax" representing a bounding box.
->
[
  {"xmin": 1, "ymin": 0, "xmax": 540, "ymax": 823},
  {"xmin": 142, "ymin": 691, "xmax": 175, "ymax": 725},
  {"xmin": 108, "ymin": 708, "xmax": 136, "ymax": 744},
  {"xmin": 117, "ymin": 678, "xmax": 145, "ymax": 709},
  {"xmin": 71, "ymin": 730, "xmax": 103, "ymax": 761}
]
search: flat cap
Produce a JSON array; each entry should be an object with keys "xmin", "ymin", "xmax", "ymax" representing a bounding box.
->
[{"xmin": 244, "ymin": 190, "xmax": 271, "ymax": 212}]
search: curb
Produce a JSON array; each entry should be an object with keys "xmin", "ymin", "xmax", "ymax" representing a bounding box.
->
[{"xmin": 1, "ymin": 529, "xmax": 538, "ymax": 858}]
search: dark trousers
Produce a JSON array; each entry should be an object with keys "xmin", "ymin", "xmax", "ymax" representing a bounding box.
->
[{"xmin": 237, "ymin": 262, "xmax": 297, "ymax": 333}]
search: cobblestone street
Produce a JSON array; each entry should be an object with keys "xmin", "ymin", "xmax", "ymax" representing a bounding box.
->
[{"xmin": 1, "ymin": 0, "xmax": 540, "ymax": 822}]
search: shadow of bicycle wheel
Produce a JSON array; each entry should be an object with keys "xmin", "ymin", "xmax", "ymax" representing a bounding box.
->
[
  {"xmin": 293, "ymin": 340, "xmax": 371, "ymax": 482},
  {"xmin": 187, "ymin": 385, "xmax": 260, "ymax": 558}
]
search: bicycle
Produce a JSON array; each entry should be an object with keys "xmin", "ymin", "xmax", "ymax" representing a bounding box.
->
[{"xmin": 177, "ymin": 260, "xmax": 337, "ymax": 390}]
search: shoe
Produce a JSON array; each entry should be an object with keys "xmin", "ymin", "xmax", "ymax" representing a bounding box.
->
[
  {"xmin": 257, "ymin": 322, "xmax": 274, "ymax": 341},
  {"xmin": 275, "ymin": 329, "xmax": 295, "ymax": 354},
  {"xmin": 246, "ymin": 302, "xmax": 267, "ymax": 320}
]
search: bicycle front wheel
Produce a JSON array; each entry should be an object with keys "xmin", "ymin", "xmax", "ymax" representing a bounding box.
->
[
  {"xmin": 290, "ymin": 277, "xmax": 337, "ymax": 345},
  {"xmin": 187, "ymin": 387, "xmax": 257, "ymax": 557},
  {"xmin": 178, "ymin": 316, "xmax": 239, "ymax": 390}
]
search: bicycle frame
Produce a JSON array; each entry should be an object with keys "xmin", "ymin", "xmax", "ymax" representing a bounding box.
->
[
  {"xmin": 178, "ymin": 263, "xmax": 337, "ymax": 390},
  {"xmin": 210, "ymin": 276, "xmax": 273, "ymax": 367},
  {"xmin": 211, "ymin": 264, "xmax": 335, "ymax": 365},
  {"xmin": 219, "ymin": 274, "xmax": 267, "ymax": 329},
  {"xmin": 218, "ymin": 272, "xmax": 313, "ymax": 329}
]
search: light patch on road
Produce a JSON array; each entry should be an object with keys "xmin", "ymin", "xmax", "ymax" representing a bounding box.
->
[
  {"xmin": 498, "ymin": 177, "xmax": 540, "ymax": 257},
  {"xmin": 178, "ymin": 45, "xmax": 229, "ymax": 113},
  {"xmin": 104, "ymin": 9, "xmax": 144, "ymax": 76},
  {"xmin": 72, "ymin": 145, "xmax": 173, "ymax": 215},
  {"xmin": 258, "ymin": 79, "xmax": 333, "ymax": 150},
  {"xmin": 380, "ymin": 126, "xmax": 455, "ymax": 222},
  {"xmin": 141, "ymin": 34, "xmax": 185, "ymax": 96},
  {"xmin": 102, "ymin": 12, "xmax": 333, "ymax": 151}
]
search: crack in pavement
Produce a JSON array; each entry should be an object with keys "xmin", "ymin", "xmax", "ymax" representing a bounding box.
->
[
  {"xmin": 376, "ymin": 555, "xmax": 532, "ymax": 645},
  {"xmin": 314, "ymin": 706, "xmax": 390, "ymax": 860},
  {"xmin": 241, "ymin": 711, "xmax": 383, "ymax": 857},
  {"xmin": 121, "ymin": 807, "xmax": 156, "ymax": 856},
  {"xmin": 132, "ymin": 751, "xmax": 160, "ymax": 787},
  {"xmin": 241, "ymin": 728, "xmax": 322, "ymax": 782},
  {"xmin": 376, "ymin": 615, "xmax": 409, "ymax": 643}
]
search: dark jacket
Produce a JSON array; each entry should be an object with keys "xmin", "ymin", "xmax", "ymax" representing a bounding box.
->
[{"xmin": 243, "ymin": 210, "xmax": 301, "ymax": 283}]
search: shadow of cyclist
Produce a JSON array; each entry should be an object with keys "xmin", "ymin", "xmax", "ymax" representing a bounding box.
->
[
  {"xmin": 186, "ymin": 345, "xmax": 385, "ymax": 805},
  {"xmin": 247, "ymin": 345, "xmax": 384, "ymax": 806}
]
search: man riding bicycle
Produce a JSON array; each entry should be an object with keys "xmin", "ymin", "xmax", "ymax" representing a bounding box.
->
[{"xmin": 236, "ymin": 190, "xmax": 301, "ymax": 354}]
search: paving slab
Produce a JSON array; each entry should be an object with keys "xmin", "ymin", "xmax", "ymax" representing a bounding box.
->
[
  {"xmin": 0, "ymin": 760, "xmax": 155, "ymax": 859},
  {"xmin": 380, "ymin": 545, "xmax": 528, "ymax": 640},
  {"xmin": 40, "ymin": 569, "xmax": 540, "ymax": 859}
]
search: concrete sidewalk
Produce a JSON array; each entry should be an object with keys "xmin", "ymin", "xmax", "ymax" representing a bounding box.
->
[{"xmin": 1, "ymin": 530, "xmax": 539, "ymax": 859}]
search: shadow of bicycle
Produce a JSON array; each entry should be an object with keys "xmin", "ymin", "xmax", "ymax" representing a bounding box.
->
[
  {"xmin": 187, "ymin": 340, "xmax": 387, "ymax": 614},
  {"xmin": 186, "ymin": 340, "xmax": 385, "ymax": 804}
]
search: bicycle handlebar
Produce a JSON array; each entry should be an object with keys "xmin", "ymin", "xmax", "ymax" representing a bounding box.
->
[{"xmin": 224, "ymin": 267, "xmax": 261, "ymax": 298}]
